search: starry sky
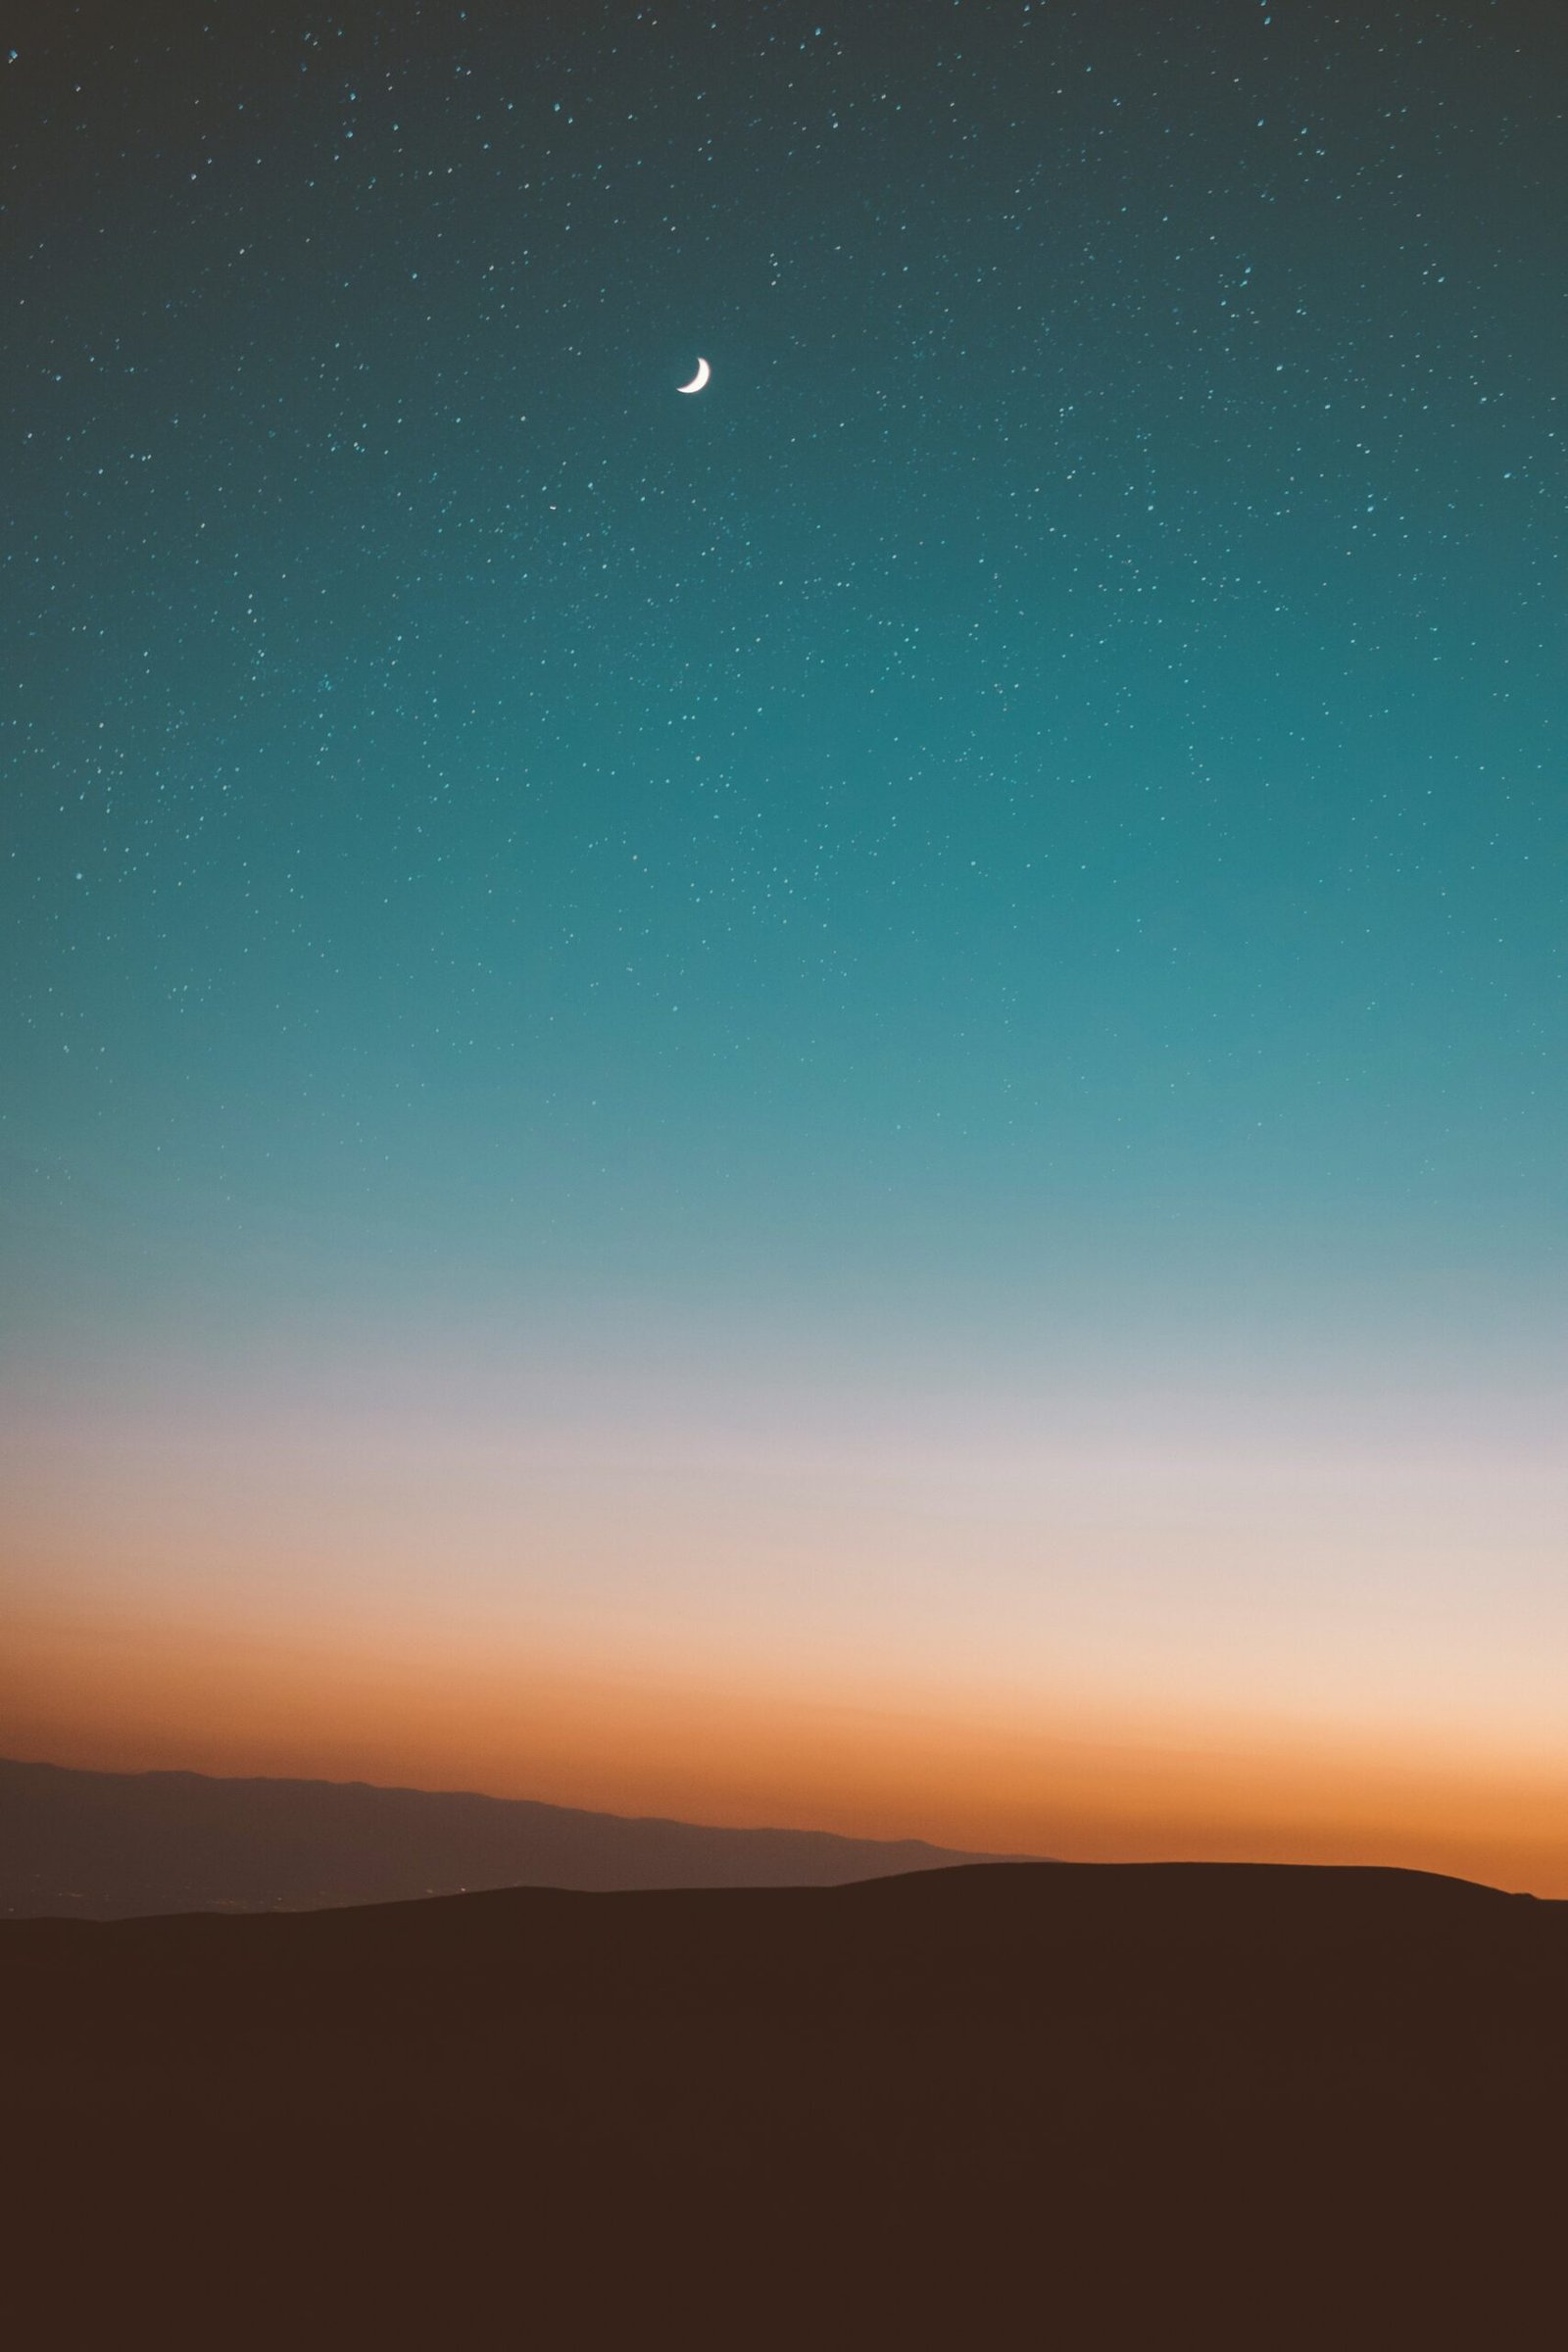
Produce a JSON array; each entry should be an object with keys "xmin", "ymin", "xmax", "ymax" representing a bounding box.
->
[{"xmin": 4, "ymin": 1, "xmax": 1564, "ymax": 1887}]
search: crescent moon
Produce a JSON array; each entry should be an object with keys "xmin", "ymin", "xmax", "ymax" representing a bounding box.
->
[{"xmin": 676, "ymin": 357, "xmax": 710, "ymax": 394}]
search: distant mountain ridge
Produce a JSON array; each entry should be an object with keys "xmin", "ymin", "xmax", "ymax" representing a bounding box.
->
[{"xmin": 0, "ymin": 1754, "xmax": 1039, "ymax": 1918}]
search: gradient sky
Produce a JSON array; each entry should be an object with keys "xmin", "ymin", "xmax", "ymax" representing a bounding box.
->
[{"xmin": 4, "ymin": 1, "xmax": 1564, "ymax": 1889}]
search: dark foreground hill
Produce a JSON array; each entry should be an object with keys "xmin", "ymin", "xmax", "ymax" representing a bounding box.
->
[
  {"xmin": 8, "ymin": 1862, "xmax": 1567, "ymax": 2346},
  {"xmin": 0, "ymin": 1753, "xmax": 1032, "ymax": 1915}
]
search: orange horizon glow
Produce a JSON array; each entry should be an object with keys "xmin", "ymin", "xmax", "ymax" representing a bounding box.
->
[
  {"xmin": 8, "ymin": 1339, "xmax": 1564, "ymax": 1900},
  {"xmin": 7, "ymin": 1593, "xmax": 1566, "ymax": 1898}
]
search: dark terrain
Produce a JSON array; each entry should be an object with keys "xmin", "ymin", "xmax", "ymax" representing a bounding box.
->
[
  {"xmin": 0, "ymin": 1753, "xmax": 1030, "ymax": 1914},
  {"xmin": 9, "ymin": 1859, "xmax": 1566, "ymax": 2345}
]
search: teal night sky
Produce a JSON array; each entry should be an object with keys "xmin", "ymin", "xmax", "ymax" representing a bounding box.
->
[{"xmin": 3, "ymin": 3, "xmax": 1564, "ymax": 1877}]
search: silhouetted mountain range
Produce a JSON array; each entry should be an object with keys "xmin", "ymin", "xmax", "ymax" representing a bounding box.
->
[
  {"xmin": 9, "ymin": 1858, "xmax": 1565, "ymax": 2341},
  {"xmin": 0, "ymin": 1754, "xmax": 1036, "ymax": 1916}
]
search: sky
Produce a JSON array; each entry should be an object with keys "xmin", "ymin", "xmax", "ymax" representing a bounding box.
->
[{"xmin": 3, "ymin": 0, "xmax": 1564, "ymax": 1890}]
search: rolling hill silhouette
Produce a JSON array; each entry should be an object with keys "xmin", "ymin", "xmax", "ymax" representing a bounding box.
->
[
  {"xmin": 9, "ymin": 1859, "xmax": 1565, "ymax": 2343},
  {"xmin": 0, "ymin": 1753, "xmax": 1034, "ymax": 1916}
]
